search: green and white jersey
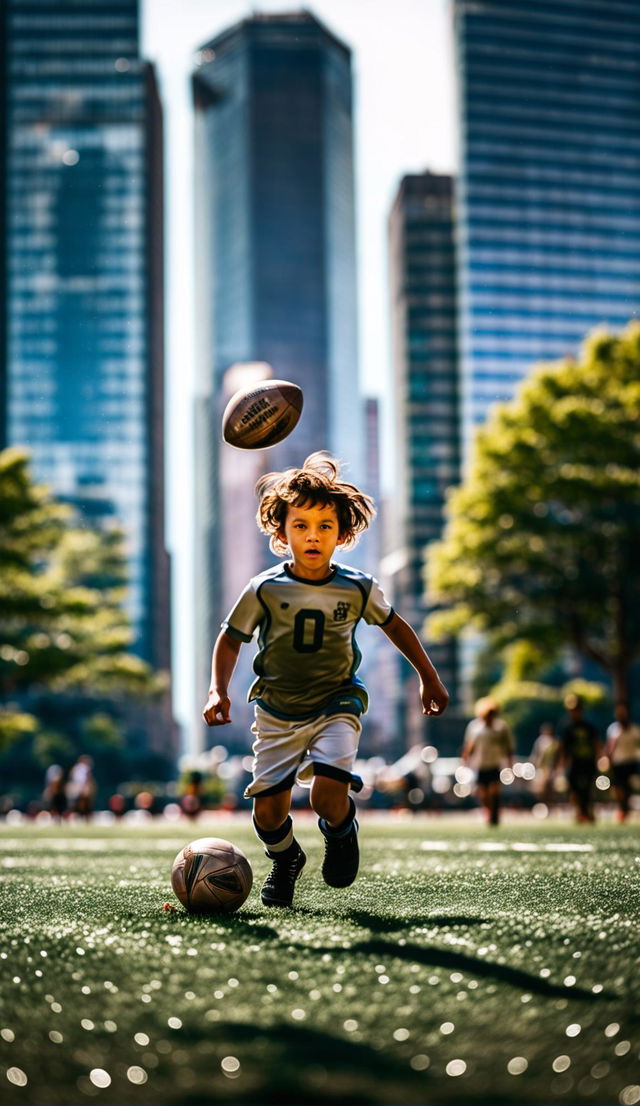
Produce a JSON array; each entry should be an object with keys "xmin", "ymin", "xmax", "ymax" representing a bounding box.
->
[{"xmin": 222, "ymin": 561, "xmax": 394, "ymax": 719}]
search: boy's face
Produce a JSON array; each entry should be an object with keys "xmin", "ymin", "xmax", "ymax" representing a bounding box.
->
[{"xmin": 278, "ymin": 501, "xmax": 342, "ymax": 580}]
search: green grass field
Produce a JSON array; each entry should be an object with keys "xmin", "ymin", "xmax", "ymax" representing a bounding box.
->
[{"xmin": 1, "ymin": 816, "xmax": 639, "ymax": 1106}]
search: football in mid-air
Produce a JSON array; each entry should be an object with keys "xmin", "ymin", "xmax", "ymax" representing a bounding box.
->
[
  {"xmin": 221, "ymin": 379, "xmax": 303, "ymax": 449},
  {"xmin": 171, "ymin": 837, "xmax": 253, "ymax": 914}
]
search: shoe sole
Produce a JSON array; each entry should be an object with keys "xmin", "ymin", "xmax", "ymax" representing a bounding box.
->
[
  {"xmin": 261, "ymin": 851, "xmax": 307, "ymax": 907},
  {"xmin": 322, "ymin": 862, "xmax": 359, "ymax": 889}
]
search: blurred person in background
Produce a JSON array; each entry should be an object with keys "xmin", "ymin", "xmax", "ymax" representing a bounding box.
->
[
  {"xmin": 462, "ymin": 698, "xmax": 514, "ymax": 826},
  {"xmin": 66, "ymin": 755, "xmax": 95, "ymax": 820},
  {"xmin": 559, "ymin": 694, "xmax": 603, "ymax": 824},
  {"xmin": 605, "ymin": 703, "xmax": 640, "ymax": 823},
  {"xmin": 181, "ymin": 770, "xmax": 203, "ymax": 819},
  {"xmin": 530, "ymin": 722, "xmax": 560, "ymax": 804},
  {"xmin": 43, "ymin": 764, "xmax": 67, "ymax": 821}
]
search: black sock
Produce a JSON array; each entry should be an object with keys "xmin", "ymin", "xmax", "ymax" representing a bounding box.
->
[{"xmin": 253, "ymin": 814, "xmax": 295, "ymax": 855}]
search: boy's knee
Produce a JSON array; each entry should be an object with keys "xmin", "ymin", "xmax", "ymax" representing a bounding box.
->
[{"xmin": 253, "ymin": 793, "xmax": 290, "ymax": 831}]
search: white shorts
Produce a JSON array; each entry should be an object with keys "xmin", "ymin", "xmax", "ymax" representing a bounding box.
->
[{"xmin": 244, "ymin": 704, "xmax": 362, "ymax": 799}]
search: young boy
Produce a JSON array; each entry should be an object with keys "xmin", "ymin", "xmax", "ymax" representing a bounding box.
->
[{"xmin": 203, "ymin": 452, "xmax": 448, "ymax": 907}]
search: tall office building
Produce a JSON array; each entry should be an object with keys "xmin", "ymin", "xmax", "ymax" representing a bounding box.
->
[
  {"xmin": 454, "ymin": 0, "xmax": 640, "ymax": 466},
  {"xmin": 192, "ymin": 12, "xmax": 361, "ymax": 748},
  {"xmin": 2, "ymin": 0, "xmax": 174, "ymax": 753},
  {"xmin": 389, "ymin": 172, "xmax": 460, "ymax": 751}
]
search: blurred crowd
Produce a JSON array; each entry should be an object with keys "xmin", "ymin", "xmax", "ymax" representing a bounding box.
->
[{"xmin": 1, "ymin": 696, "xmax": 638, "ymax": 826}]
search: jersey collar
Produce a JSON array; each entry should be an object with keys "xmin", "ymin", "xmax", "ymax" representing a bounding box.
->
[{"xmin": 284, "ymin": 563, "xmax": 338, "ymax": 586}]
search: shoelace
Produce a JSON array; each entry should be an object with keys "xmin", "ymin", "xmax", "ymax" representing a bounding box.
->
[{"xmin": 267, "ymin": 851, "xmax": 300, "ymax": 886}]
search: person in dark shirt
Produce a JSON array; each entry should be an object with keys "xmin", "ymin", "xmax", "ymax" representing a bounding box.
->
[{"xmin": 559, "ymin": 694, "xmax": 603, "ymax": 823}]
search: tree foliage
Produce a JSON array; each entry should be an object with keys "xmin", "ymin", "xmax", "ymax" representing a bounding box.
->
[
  {"xmin": 427, "ymin": 324, "xmax": 640, "ymax": 704},
  {"xmin": 0, "ymin": 448, "xmax": 165, "ymax": 751}
]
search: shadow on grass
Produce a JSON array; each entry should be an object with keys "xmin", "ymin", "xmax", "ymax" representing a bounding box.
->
[
  {"xmin": 342, "ymin": 937, "xmax": 617, "ymax": 1002},
  {"xmin": 174, "ymin": 910, "xmax": 617, "ymax": 1003},
  {"xmin": 176, "ymin": 1020, "xmax": 428, "ymax": 1105},
  {"xmin": 344, "ymin": 910, "xmax": 488, "ymax": 933}
]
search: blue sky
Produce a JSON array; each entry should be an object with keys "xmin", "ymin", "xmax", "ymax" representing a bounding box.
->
[{"xmin": 142, "ymin": 0, "xmax": 456, "ymax": 738}]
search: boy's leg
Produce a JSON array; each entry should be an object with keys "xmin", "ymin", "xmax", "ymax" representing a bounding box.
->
[
  {"xmin": 253, "ymin": 789, "xmax": 306, "ymax": 907},
  {"xmin": 487, "ymin": 781, "xmax": 501, "ymax": 826},
  {"xmin": 311, "ymin": 774, "xmax": 359, "ymax": 888}
]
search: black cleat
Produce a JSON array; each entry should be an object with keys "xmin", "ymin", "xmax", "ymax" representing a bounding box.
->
[
  {"xmin": 320, "ymin": 817, "xmax": 359, "ymax": 888},
  {"xmin": 261, "ymin": 843, "xmax": 306, "ymax": 907}
]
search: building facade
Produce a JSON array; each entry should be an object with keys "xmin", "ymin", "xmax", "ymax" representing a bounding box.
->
[
  {"xmin": 2, "ymin": 0, "xmax": 174, "ymax": 754},
  {"xmin": 192, "ymin": 12, "xmax": 362, "ymax": 749},
  {"xmin": 388, "ymin": 171, "xmax": 460, "ymax": 751},
  {"xmin": 454, "ymin": 0, "xmax": 640, "ymax": 466}
]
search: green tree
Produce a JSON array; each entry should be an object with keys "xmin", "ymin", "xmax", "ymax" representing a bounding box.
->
[
  {"xmin": 0, "ymin": 448, "xmax": 165, "ymax": 751},
  {"xmin": 427, "ymin": 324, "xmax": 640, "ymax": 705}
]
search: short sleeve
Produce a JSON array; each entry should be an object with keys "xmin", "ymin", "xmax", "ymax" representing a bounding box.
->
[
  {"xmin": 221, "ymin": 582, "xmax": 263, "ymax": 642},
  {"xmin": 362, "ymin": 576, "xmax": 394, "ymax": 626}
]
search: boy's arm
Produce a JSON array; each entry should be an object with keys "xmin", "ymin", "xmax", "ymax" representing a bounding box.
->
[
  {"xmin": 380, "ymin": 611, "xmax": 449, "ymax": 716},
  {"xmin": 202, "ymin": 630, "xmax": 243, "ymax": 726}
]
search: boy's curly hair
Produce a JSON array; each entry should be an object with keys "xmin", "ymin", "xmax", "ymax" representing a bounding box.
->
[{"xmin": 256, "ymin": 451, "xmax": 376, "ymax": 556}]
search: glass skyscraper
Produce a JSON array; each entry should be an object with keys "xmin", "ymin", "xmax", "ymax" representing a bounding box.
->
[
  {"xmin": 192, "ymin": 12, "xmax": 361, "ymax": 745},
  {"xmin": 454, "ymin": 0, "xmax": 640, "ymax": 465},
  {"xmin": 2, "ymin": 0, "xmax": 170, "ymax": 678},
  {"xmin": 389, "ymin": 171, "xmax": 460, "ymax": 749}
]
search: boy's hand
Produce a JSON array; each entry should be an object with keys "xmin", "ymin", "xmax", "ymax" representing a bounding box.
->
[
  {"xmin": 420, "ymin": 679, "xmax": 449, "ymax": 716},
  {"xmin": 203, "ymin": 691, "xmax": 231, "ymax": 726}
]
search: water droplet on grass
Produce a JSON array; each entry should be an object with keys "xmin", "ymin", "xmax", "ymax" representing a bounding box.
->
[
  {"xmin": 566, "ymin": 1024, "xmax": 581, "ymax": 1037},
  {"xmin": 221, "ymin": 1056, "xmax": 240, "ymax": 1079},
  {"xmin": 605, "ymin": 1023, "xmax": 620, "ymax": 1038},
  {"xmin": 127, "ymin": 1067, "xmax": 147, "ymax": 1085},
  {"xmin": 1, "ymin": 1029, "xmax": 15, "ymax": 1042},
  {"xmin": 134, "ymin": 1033, "xmax": 150, "ymax": 1046},
  {"xmin": 440, "ymin": 1022, "xmax": 455, "ymax": 1035},
  {"xmin": 552, "ymin": 1056, "xmax": 571, "ymax": 1073},
  {"xmin": 446, "ymin": 1059, "xmax": 466, "ymax": 1077},
  {"xmin": 89, "ymin": 1070, "xmax": 110, "ymax": 1088},
  {"xmin": 619, "ymin": 1086, "xmax": 640, "ymax": 1106},
  {"xmin": 507, "ymin": 1057, "xmax": 528, "ymax": 1075},
  {"xmin": 6, "ymin": 1067, "xmax": 27, "ymax": 1087},
  {"xmin": 168, "ymin": 1017, "xmax": 182, "ymax": 1029}
]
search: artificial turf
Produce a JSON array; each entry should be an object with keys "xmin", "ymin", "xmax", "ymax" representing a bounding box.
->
[{"xmin": 1, "ymin": 816, "xmax": 639, "ymax": 1106}]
